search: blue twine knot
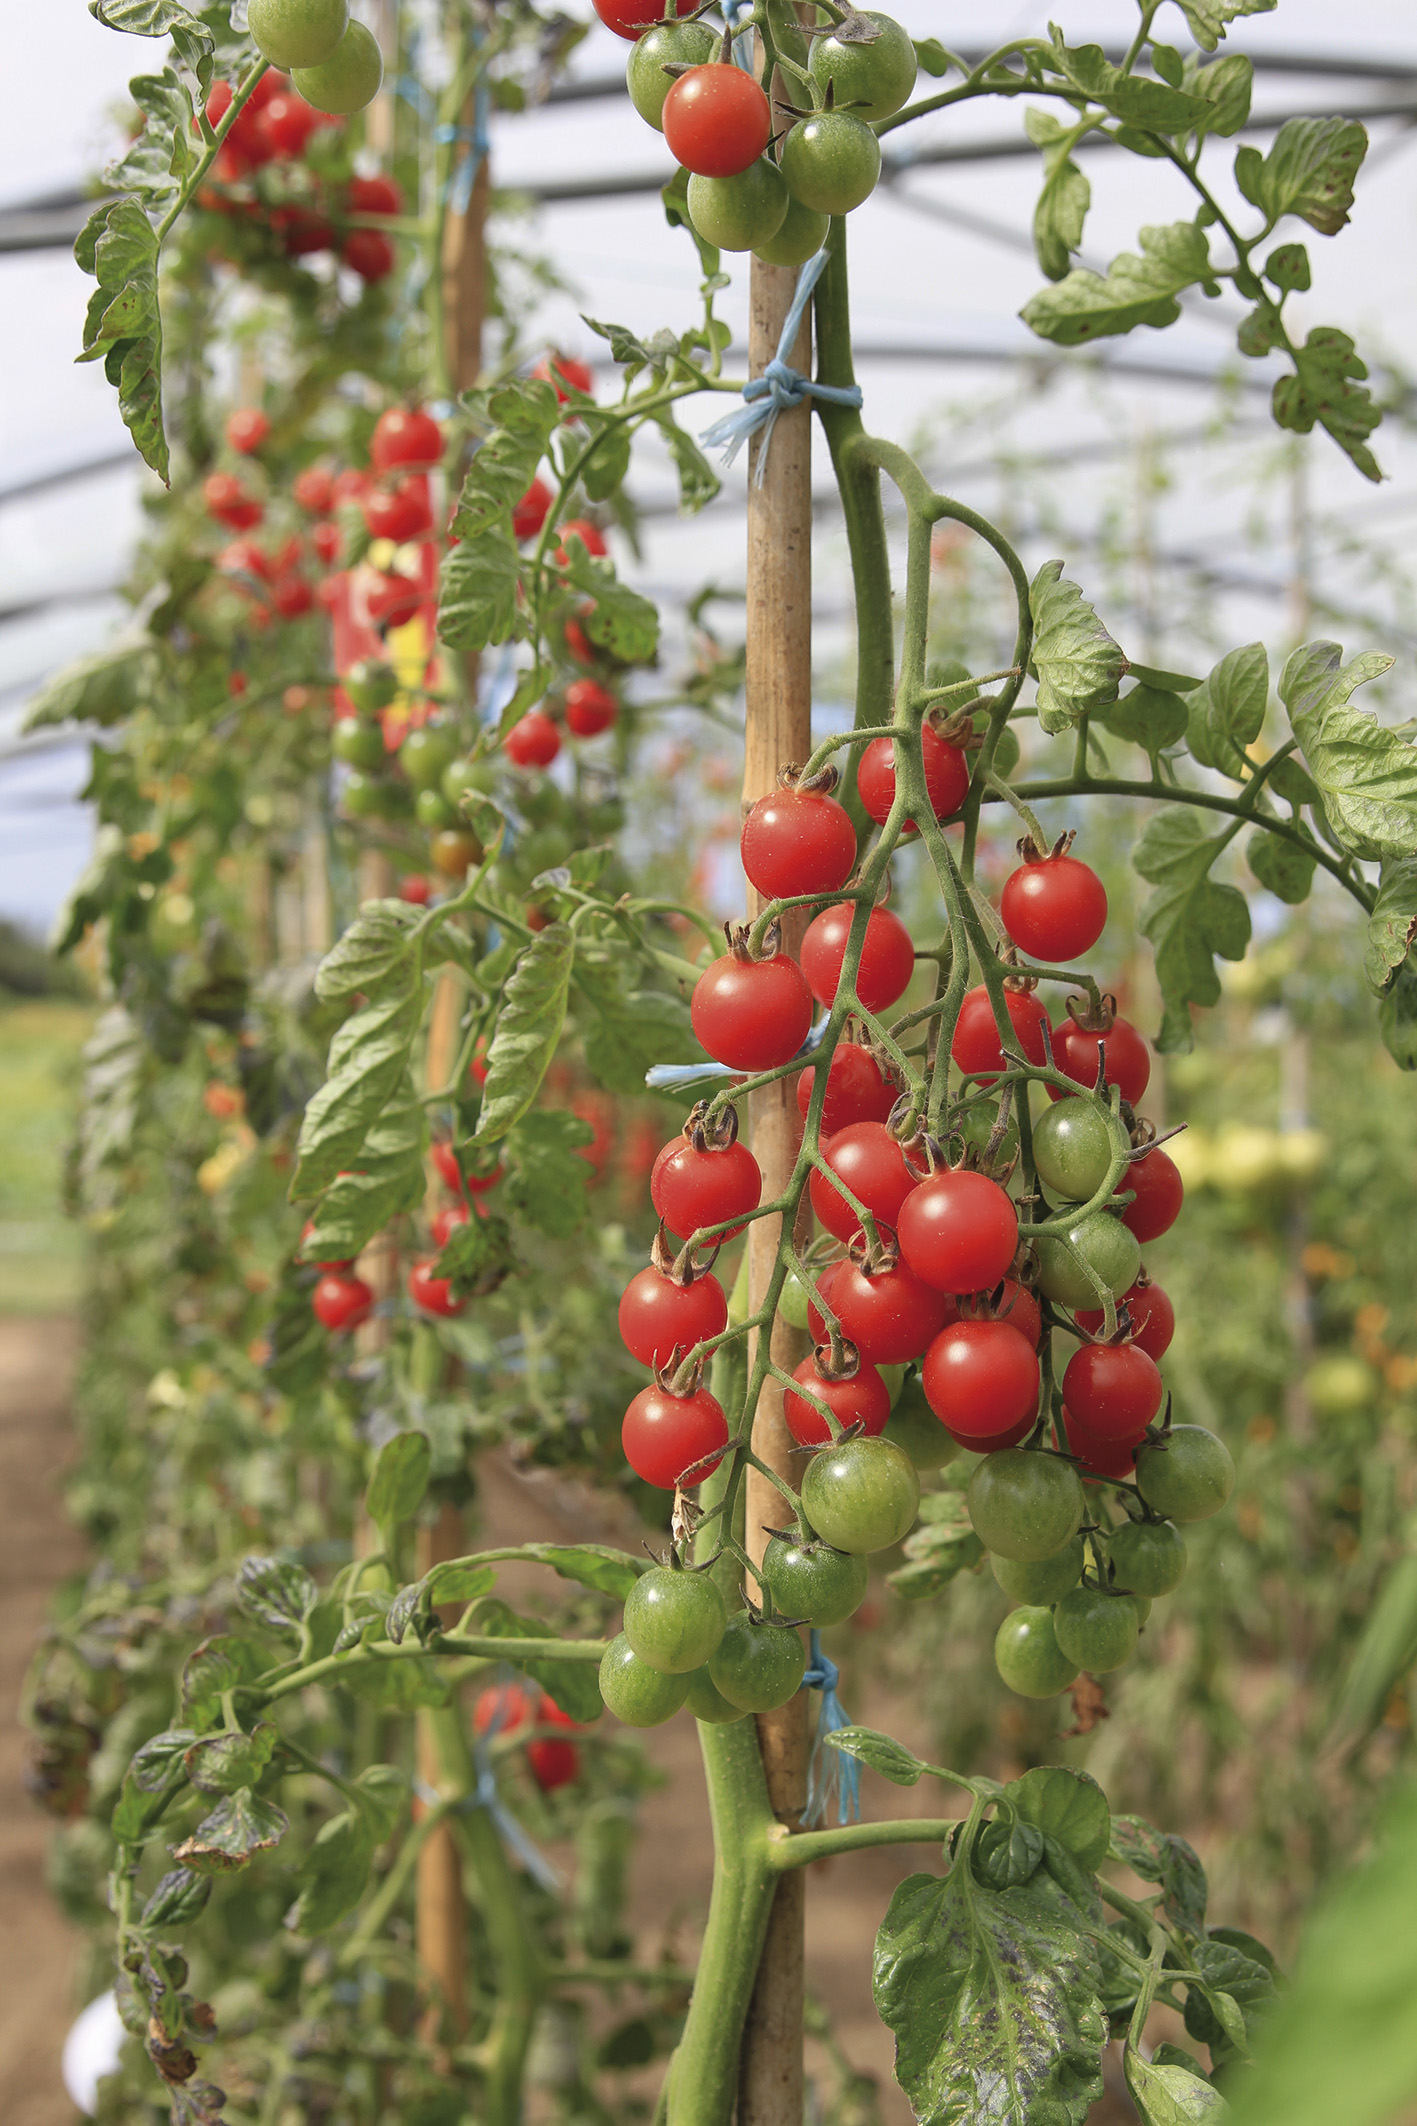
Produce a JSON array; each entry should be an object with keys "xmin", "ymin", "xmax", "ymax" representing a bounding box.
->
[
  {"xmin": 644, "ymin": 1014, "xmax": 828, "ymax": 1092},
  {"xmin": 803, "ymin": 1629, "xmax": 859, "ymax": 1828},
  {"xmin": 699, "ymin": 251, "xmax": 863, "ymax": 485}
]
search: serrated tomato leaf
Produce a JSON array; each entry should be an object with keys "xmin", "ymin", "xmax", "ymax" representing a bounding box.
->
[
  {"xmin": 1134, "ymin": 806, "xmax": 1251, "ymax": 1052},
  {"xmin": 475, "ymin": 925, "xmax": 575, "ymax": 1143},
  {"xmin": 1030, "ymin": 561, "xmax": 1126, "ymax": 733},
  {"xmin": 171, "ymin": 1786, "xmax": 289, "ymax": 1873},
  {"xmin": 1022, "ymin": 223, "xmax": 1212, "ymax": 347},
  {"xmin": 1282, "ymin": 640, "xmax": 1411, "ymax": 856}
]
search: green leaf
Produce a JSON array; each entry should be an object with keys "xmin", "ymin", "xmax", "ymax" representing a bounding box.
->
[
  {"xmin": 291, "ymin": 977, "xmax": 425, "ymax": 1200},
  {"xmin": 1110, "ymin": 1816, "xmax": 1208, "ymax": 1931},
  {"xmin": 1046, "ymin": 39, "xmax": 1209, "ymax": 130},
  {"xmin": 315, "ymin": 899, "xmax": 424, "ymax": 1002},
  {"xmin": 1134, "ymin": 807, "xmax": 1252, "ymax": 1053},
  {"xmin": 476, "ymin": 925, "xmax": 575, "ymax": 1144},
  {"xmin": 1379, "ymin": 963, "xmax": 1417, "ymax": 1071},
  {"xmin": 1247, "ymin": 829, "xmax": 1315, "ymax": 906},
  {"xmin": 915, "ymin": 38, "xmax": 949, "ymax": 77},
  {"xmin": 561, "ymin": 546, "xmax": 660, "ymax": 665},
  {"xmin": 1366, "ymin": 859, "xmax": 1417, "ymax": 994},
  {"xmin": 1025, "ymin": 110, "xmax": 1091, "ymax": 282},
  {"xmin": 1030, "ymin": 561, "xmax": 1126, "ymax": 735},
  {"xmin": 1281, "ymin": 640, "xmax": 1409, "ymax": 860},
  {"xmin": 300, "ymin": 1073, "xmax": 427, "ymax": 1261},
  {"xmin": 1175, "ymin": 0, "xmax": 1275, "ymax": 50},
  {"xmin": 438, "ymin": 529, "xmax": 524, "ymax": 653},
  {"xmin": 75, "ymin": 199, "xmax": 167, "ymax": 481},
  {"xmin": 1022, "ymin": 222, "xmax": 1212, "ymax": 346},
  {"xmin": 662, "ymin": 163, "xmax": 721, "ymax": 280},
  {"xmin": 1179, "ymin": 50, "xmax": 1254, "ymax": 136},
  {"xmin": 579, "ymin": 973, "xmax": 698, "ymax": 1094},
  {"xmin": 1125, "ymin": 2046, "xmax": 1227, "ymax": 2123},
  {"xmin": 450, "ymin": 378, "xmax": 561, "ymax": 543},
  {"xmin": 874, "ymin": 1857, "xmax": 1108, "ymax": 2126},
  {"xmin": 974, "ymin": 1818, "xmax": 1046, "ymax": 1889},
  {"xmin": 824, "ymin": 1726, "xmax": 929, "ymax": 1787},
  {"xmin": 1272, "ymin": 327, "xmax": 1383, "ymax": 483},
  {"xmin": 1099, "ymin": 684, "xmax": 1190, "ymax": 756},
  {"xmin": 1186, "ymin": 643, "xmax": 1269, "ymax": 779},
  {"xmin": 516, "ymin": 1543, "xmax": 645, "ymax": 1599},
  {"xmin": 183, "ymin": 1722, "xmax": 278, "ymax": 1796},
  {"xmin": 352, "ymin": 1764, "xmax": 406, "ymax": 1843},
  {"xmin": 424, "ymin": 1560, "xmax": 500, "ymax": 1606},
  {"xmin": 1005, "ymin": 1767, "xmax": 1111, "ymax": 1873},
  {"xmin": 286, "ymin": 1811, "xmax": 375, "ymax": 1935},
  {"xmin": 466, "ymin": 1599, "xmax": 603, "ymax": 1722},
  {"xmin": 170, "ymin": 1786, "xmax": 289, "ymax": 1873},
  {"xmin": 345, "ymin": 1656, "xmax": 450, "ymax": 1709},
  {"xmin": 654, "ymin": 408, "xmax": 721, "ymax": 515},
  {"xmin": 130, "ymin": 1728, "xmax": 201, "ymax": 1795},
  {"xmin": 503, "ymin": 1109, "xmax": 593, "ymax": 1236},
  {"xmin": 366, "ymin": 1432, "xmax": 431, "ymax": 1536},
  {"xmin": 581, "ymin": 420, "xmax": 632, "ymax": 503},
  {"xmin": 890, "ymin": 1492, "xmax": 984, "ymax": 1602},
  {"xmin": 1127, "ymin": 663, "xmax": 1203, "ymax": 692},
  {"xmin": 1326, "ymin": 1551, "xmax": 1417, "ymax": 1746},
  {"xmin": 180, "ymin": 1637, "xmax": 267, "ymax": 1730},
  {"xmin": 236, "ymin": 1557, "xmax": 318, "ymax": 1636},
  {"xmin": 1265, "ymin": 241, "xmax": 1310, "ymax": 293},
  {"xmin": 106, "ymin": 67, "xmax": 196, "ymax": 203},
  {"xmin": 1234, "ymin": 116, "xmax": 1367, "ymax": 236},
  {"xmin": 435, "ymin": 1209, "xmax": 519, "ymax": 1297},
  {"xmin": 140, "ymin": 1868, "xmax": 212, "ymax": 1928},
  {"xmin": 25, "ymin": 640, "xmax": 156, "ymax": 730}
]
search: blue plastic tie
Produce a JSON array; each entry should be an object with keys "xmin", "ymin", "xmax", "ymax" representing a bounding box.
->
[
  {"xmin": 436, "ymin": 76, "xmax": 491, "ymax": 216},
  {"xmin": 803, "ymin": 1629, "xmax": 859, "ymax": 1828},
  {"xmin": 644, "ymin": 1013, "xmax": 829, "ymax": 1093},
  {"xmin": 699, "ymin": 251, "xmax": 863, "ymax": 485}
]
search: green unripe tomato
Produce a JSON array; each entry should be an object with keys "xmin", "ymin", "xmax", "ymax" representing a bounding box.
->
[
  {"xmin": 1032, "ymin": 1097, "xmax": 1117, "ymax": 1203},
  {"xmin": 442, "ymin": 754, "xmax": 497, "ymax": 809},
  {"xmin": 341, "ymin": 769, "xmax": 394, "ymax": 820},
  {"xmin": 400, "ymin": 724, "xmax": 459, "ymax": 792},
  {"xmin": 883, "ymin": 1376, "xmax": 957, "ymax": 1472},
  {"xmin": 598, "ymin": 1633, "xmax": 691, "ymax": 1725},
  {"xmin": 955, "ymin": 1097, "xmax": 1019, "ymax": 1165},
  {"xmin": 753, "ymin": 193, "xmax": 830, "ymax": 267},
  {"xmin": 415, "ymin": 789, "xmax": 458, "ymax": 831},
  {"xmin": 343, "ymin": 658, "xmax": 399, "ymax": 715},
  {"xmin": 1034, "ymin": 1210, "xmax": 1141, "ymax": 1309},
  {"xmin": 332, "ymin": 719, "xmax": 386, "ymax": 771},
  {"xmin": 687, "ymin": 161, "xmax": 788, "ymax": 253},
  {"xmin": 967, "ymin": 1449, "xmax": 1084, "ymax": 1562},
  {"xmin": 293, "ymin": 19, "xmax": 385, "ymax": 115},
  {"xmin": 684, "ymin": 1664, "xmax": 748, "ymax": 1724},
  {"xmin": 991, "ymin": 1532, "xmax": 1085, "ymax": 1606},
  {"xmin": 1135, "ymin": 1426, "xmax": 1234, "ymax": 1523},
  {"xmin": 248, "ymin": 0, "xmax": 348, "ymax": 70},
  {"xmin": 708, "ymin": 1612, "xmax": 807, "ymax": 1712},
  {"xmin": 800, "ymin": 1436, "xmax": 920, "ymax": 1554},
  {"xmin": 1053, "ymin": 1585, "xmax": 1139, "ymax": 1673},
  {"xmin": 778, "ymin": 1269, "xmax": 813, "ymax": 1331},
  {"xmin": 760, "ymin": 1535, "xmax": 869, "ymax": 1628},
  {"xmin": 1107, "ymin": 1517, "xmax": 1186, "ymax": 1596},
  {"xmin": 995, "ymin": 1606, "xmax": 1079, "ymax": 1699},
  {"xmin": 627, "ymin": 20, "xmax": 718, "ymax": 128},
  {"xmin": 879, "ymin": 1363, "xmax": 907, "ymax": 1406},
  {"xmin": 622, "ymin": 1566, "xmax": 727, "ymax": 1675},
  {"xmin": 780, "ymin": 112, "xmax": 881, "ymax": 215},
  {"xmin": 808, "ymin": 9, "xmax": 918, "ymax": 121},
  {"xmin": 1131, "ymin": 1595, "xmax": 1152, "ymax": 1626}
]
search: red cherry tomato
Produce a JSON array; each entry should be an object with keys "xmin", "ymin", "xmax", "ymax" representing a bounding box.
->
[
  {"xmin": 950, "ymin": 984, "xmax": 1049, "ymax": 1083},
  {"xmin": 527, "ymin": 1699, "xmax": 583, "ymax": 1790},
  {"xmin": 564, "ymin": 613, "xmax": 595, "ymax": 664},
  {"xmin": 740, "ymin": 786, "xmax": 857, "ymax": 902},
  {"xmin": 430, "ymin": 1201, "xmax": 470, "ymax": 1248},
  {"xmin": 226, "ymin": 408, "xmax": 269, "ymax": 454},
  {"xmin": 1001, "ymin": 852, "xmax": 1108, "ymax": 963},
  {"xmin": 274, "ymin": 204, "xmax": 336, "ymax": 256},
  {"xmin": 1119, "ymin": 1146, "xmax": 1183, "ymax": 1242},
  {"xmin": 312, "ymin": 1271, "xmax": 373, "ymax": 1332},
  {"xmin": 1050, "ymin": 1013, "xmax": 1151, "ymax": 1107},
  {"xmin": 809, "ymin": 1121, "xmax": 916, "ymax": 1243},
  {"xmin": 800, "ymin": 902, "xmax": 915, "ymax": 1014},
  {"xmin": 203, "ymin": 472, "xmax": 262, "ymax": 530},
  {"xmin": 1076, "ymin": 1277, "xmax": 1174, "ymax": 1362},
  {"xmin": 829, "ymin": 1257, "xmax": 952, "ymax": 1364},
  {"xmin": 663, "ymin": 64, "xmax": 771, "ymax": 178},
  {"xmin": 271, "ymin": 573, "xmax": 313, "ymax": 618},
  {"xmin": 1062, "ymin": 1405, "xmax": 1139, "ymax": 1482},
  {"xmin": 363, "ymin": 479, "xmax": 433, "ymax": 543},
  {"xmin": 503, "ymin": 711, "xmax": 561, "ymax": 769},
  {"xmin": 513, "ymin": 477, "xmax": 553, "ymax": 540},
  {"xmin": 856, "ymin": 726, "xmax": 970, "ymax": 831},
  {"xmin": 371, "ymin": 407, "xmax": 443, "ymax": 472},
  {"xmin": 311, "ymin": 521, "xmax": 342, "ymax": 564},
  {"xmin": 1061, "ymin": 1342, "xmax": 1162, "ymax": 1441},
  {"xmin": 347, "ymin": 172, "xmax": 404, "ymax": 218},
  {"xmin": 795, "ymin": 1041, "xmax": 895, "ymax": 1136},
  {"xmin": 564, "ymin": 678, "xmax": 618, "ymax": 737},
  {"xmin": 299, "ymin": 1218, "xmax": 352, "ymax": 1271},
  {"xmin": 922, "ymin": 1318, "xmax": 1040, "ymax": 1441},
  {"xmin": 331, "ymin": 468, "xmax": 369, "ymax": 508},
  {"xmin": 365, "ymin": 570, "xmax": 422, "ymax": 626},
  {"xmin": 261, "ymin": 88, "xmax": 320, "ymax": 158},
  {"xmin": 593, "ymin": 0, "xmax": 695, "ymax": 37},
  {"xmin": 896, "ymin": 1168, "xmax": 1018, "ymax": 1295},
  {"xmin": 651, "ymin": 1136, "xmax": 762, "ymax": 1244},
  {"xmin": 409, "ymin": 1257, "xmax": 465, "ymax": 1317},
  {"xmin": 783, "ymin": 1354, "xmax": 891, "ymax": 1446},
  {"xmin": 554, "ymin": 518, "xmax": 607, "ymax": 563},
  {"xmin": 691, "ymin": 951, "xmax": 813, "ymax": 1072},
  {"xmin": 218, "ymin": 538, "xmax": 272, "ymax": 583},
  {"xmin": 618, "ymin": 1265, "xmax": 728, "ymax": 1370},
  {"xmin": 622, "ymin": 1382, "xmax": 729, "ymax": 1488},
  {"xmin": 293, "ymin": 466, "xmax": 335, "ymax": 514},
  {"xmin": 398, "ymin": 873, "xmax": 432, "ymax": 905},
  {"xmin": 805, "ymin": 1260, "xmax": 843, "ymax": 1345},
  {"xmin": 940, "ymin": 1411, "xmax": 1035, "ymax": 1454},
  {"xmin": 995, "ymin": 1279, "xmax": 1043, "ymax": 1348},
  {"xmin": 431, "ymin": 1141, "xmax": 502, "ymax": 1196},
  {"xmin": 535, "ymin": 353, "xmax": 595, "ymax": 402},
  {"xmin": 342, "ymin": 227, "xmax": 396, "ymax": 280}
]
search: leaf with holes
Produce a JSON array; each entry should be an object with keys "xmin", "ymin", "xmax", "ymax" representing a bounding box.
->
[
  {"xmin": 1134, "ymin": 806, "xmax": 1251, "ymax": 1053},
  {"xmin": 1022, "ymin": 223, "xmax": 1212, "ymax": 346},
  {"xmin": 1282, "ymin": 640, "xmax": 1410, "ymax": 859},
  {"xmin": 1030, "ymin": 561, "xmax": 1126, "ymax": 734}
]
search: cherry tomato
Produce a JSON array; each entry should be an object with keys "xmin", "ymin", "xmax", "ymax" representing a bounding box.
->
[
  {"xmin": 271, "ymin": 573, "xmax": 313, "ymax": 618},
  {"xmin": 343, "ymin": 227, "xmax": 396, "ymax": 279},
  {"xmin": 950, "ymin": 985, "xmax": 1049, "ymax": 1082},
  {"xmin": 691, "ymin": 951, "xmax": 813, "ymax": 1071},
  {"xmin": 364, "ymin": 569, "xmax": 422, "ymax": 625},
  {"xmin": 399, "ymin": 724, "xmax": 457, "ymax": 791},
  {"xmin": 897, "ymin": 1169, "xmax": 1018, "ymax": 1295},
  {"xmin": 622, "ymin": 1567, "xmax": 727, "ymax": 1674},
  {"xmin": 795, "ymin": 1041, "xmax": 895, "ymax": 1136},
  {"xmin": 627, "ymin": 18, "xmax": 719, "ymax": 128},
  {"xmin": 995, "ymin": 1607, "xmax": 1078, "ymax": 1698},
  {"xmin": 618, "ymin": 1265, "xmax": 728, "ymax": 1370},
  {"xmin": 1001, "ymin": 851, "xmax": 1108, "ymax": 962},
  {"xmin": 564, "ymin": 678, "xmax": 618, "ymax": 737},
  {"xmin": 800, "ymin": 902, "xmax": 915, "ymax": 1014},
  {"xmin": 409, "ymin": 1257, "xmax": 464, "ymax": 1317},
  {"xmin": 430, "ymin": 1202, "xmax": 471, "ymax": 1249},
  {"xmin": 347, "ymin": 172, "xmax": 403, "ymax": 217},
  {"xmin": 293, "ymin": 465, "xmax": 334, "ymax": 513},
  {"xmin": 740, "ymin": 785, "xmax": 857, "ymax": 902},
  {"xmin": 371, "ymin": 407, "xmax": 442, "ymax": 472},
  {"xmin": 226, "ymin": 408, "xmax": 269, "ymax": 454},
  {"xmin": 203, "ymin": 472, "xmax": 262, "ymax": 529},
  {"xmin": 312, "ymin": 1271, "xmax": 373, "ymax": 1332},
  {"xmin": 503, "ymin": 711, "xmax": 561, "ymax": 769},
  {"xmin": 809, "ymin": 1121, "xmax": 916, "ymax": 1243},
  {"xmin": 856, "ymin": 726, "xmax": 970, "ymax": 831},
  {"xmin": 432, "ymin": 1141, "xmax": 502, "ymax": 1196},
  {"xmin": 593, "ymin": 0, "xmax": 695, "ymax": 38},
  {"xmin": 260, "ymin": 87, "xmax": 321, "ymax": 156},
  {"xmin": 784, "ymin": 1355, "xmax": 890, "ymax": 1446},
  {"xmin": 1062, "ymin": 1342, "xmax": 1162, "ymax": 1441},
  {"xmin": 1050, "ymin": 1012, "xmax": 1151, "ymax": 1106},
  {"xmin": 248, "ymin": 0, "xmax": 347, "ymax": 69},
  {"xmin": 1076, "ymin": 1277, "xmax": 1174, "ymax": 1361},
  {"xmin": 218, "ymin": 538, "xmax": 272, "ymax": 584},
  {"xmin": 292, "ymin": 19, "xmax": 384, "ymax": 116},
  {"xmin": 663, "ymin": 65, "xmax": 771, "ymax": 179},
  {"xmin": 430, "ymin": 830, "xmax": 482, "ymax": 879},
  {"xmin": 275, "ymin": 204, "xmax": 336, "ymax": 256},
  {"xmin": 1108, "ymin": 1518, "xmax": 1186, "ymax": 1597},
  {"xmin": 1053, "ymin": 1585, "xmax": 1138, "ymax": 1673},
  {"xmin": 753, "ymin": 193, "xmax": 831, "ymax": 268},
  {"xmin": 1032, "ymin": 1096, "xmax": 1116, "ymax": 1202},
  {"xmin": 1062, "ymin": 1405, "xmax": 1140, "ymax": 1482},
  {"xmin": 535, "ymin": 353, "xmax": 594, "ymax": 403},
  {"xmin": 1034, "ymin": 1210, "xmax": 1141, "ymax": 1310},
  {"xmin": 622, "ymin": 1382, "xmax": 729, "ymax": 1489},
  {"xmin": 965, "ymin": 1447, "xmax": 1084, "ymax": 1560},
  {"xmin": 779, "ymin": 111, "xmax": 881, "ymax": 214},
  {"xmin": 687, "ymin": 163, "xmax": 788, "ymax": 253},
  {"xmin": 708, "ymin": 1613, "xmax": 807, "ymax": 1713},
  {"xmin": 513, "ymin": 477, "xmax": 552, "ymax": 540},
  {"xmin": 554, "ymin": 518, "xmax": 607, "ymax": 562},
  {"xmin": 1120, "ymin": 1145, "xmax": 1183, "ymax": 1242},
  {"xmin": 363, "ymin": 479, "xmax": 432, "ymax": 542},
  {"xmin": 330, "ymin": 469, "xmax": 369, "ymax": 509},
  {"xmin": 760, "ymin": 1535, "xmax": 868, "ymax": 1628},
  {"xmin": 651, "ymin": 1135, "xmax": 762, "ymax": 1243},
  {"xmin": 941, "ymin": 1411, "xmax": 1035, "ymax": 1454},
  {"xmin": 829, "ymin": 1256, "xmax": 951, "ymax": 1364},
  {"xmin": 922, "ymin": 1319, "xmax": 1039, "ymax": 1441},
  {"xmin": 799, "ymin": 1436, "xmax": 920, "ymax": 1553},
  {"xmin": 808, "ymin": 10, "xmax": 918, "ymax": 121},
  {"xmin": 994, "ymin": 1279, "xmax": 1043, "ymax": 1348},
  {"xmin": 1135, "ymin": 1424, "xmax": 1233, "ymax": 1522},
  {"xmin": 992, "ymin": 1535, "xmax": 1085, "ymax": 1606},
  {"xmin": 311, "ymin": 520, "xmax": 342, "ymax": 563}
]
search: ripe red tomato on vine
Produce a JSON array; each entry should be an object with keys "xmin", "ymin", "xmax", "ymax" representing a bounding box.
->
[{"xmin": 662, "ymin": 65, "xmax": 771, "ymax": 178}]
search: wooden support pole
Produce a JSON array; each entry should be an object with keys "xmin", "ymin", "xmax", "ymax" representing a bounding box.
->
[{"xmin": 738, "ymin": 253, "xmax": 814, "ymax": 2126}]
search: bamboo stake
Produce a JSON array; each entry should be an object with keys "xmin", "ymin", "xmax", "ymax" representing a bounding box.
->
[{"xmin": 738, "ymin": 251, "xmax": 814, "ymax": 2126}]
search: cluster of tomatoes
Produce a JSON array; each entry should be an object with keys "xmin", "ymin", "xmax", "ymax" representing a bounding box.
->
[
  {"xmin": 601, "ymin": 0, "xmax": 918, "ymax": 261},
  {"xmin": 194, "ymin": 67, "xmax": 399, "ymax": 279}
]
